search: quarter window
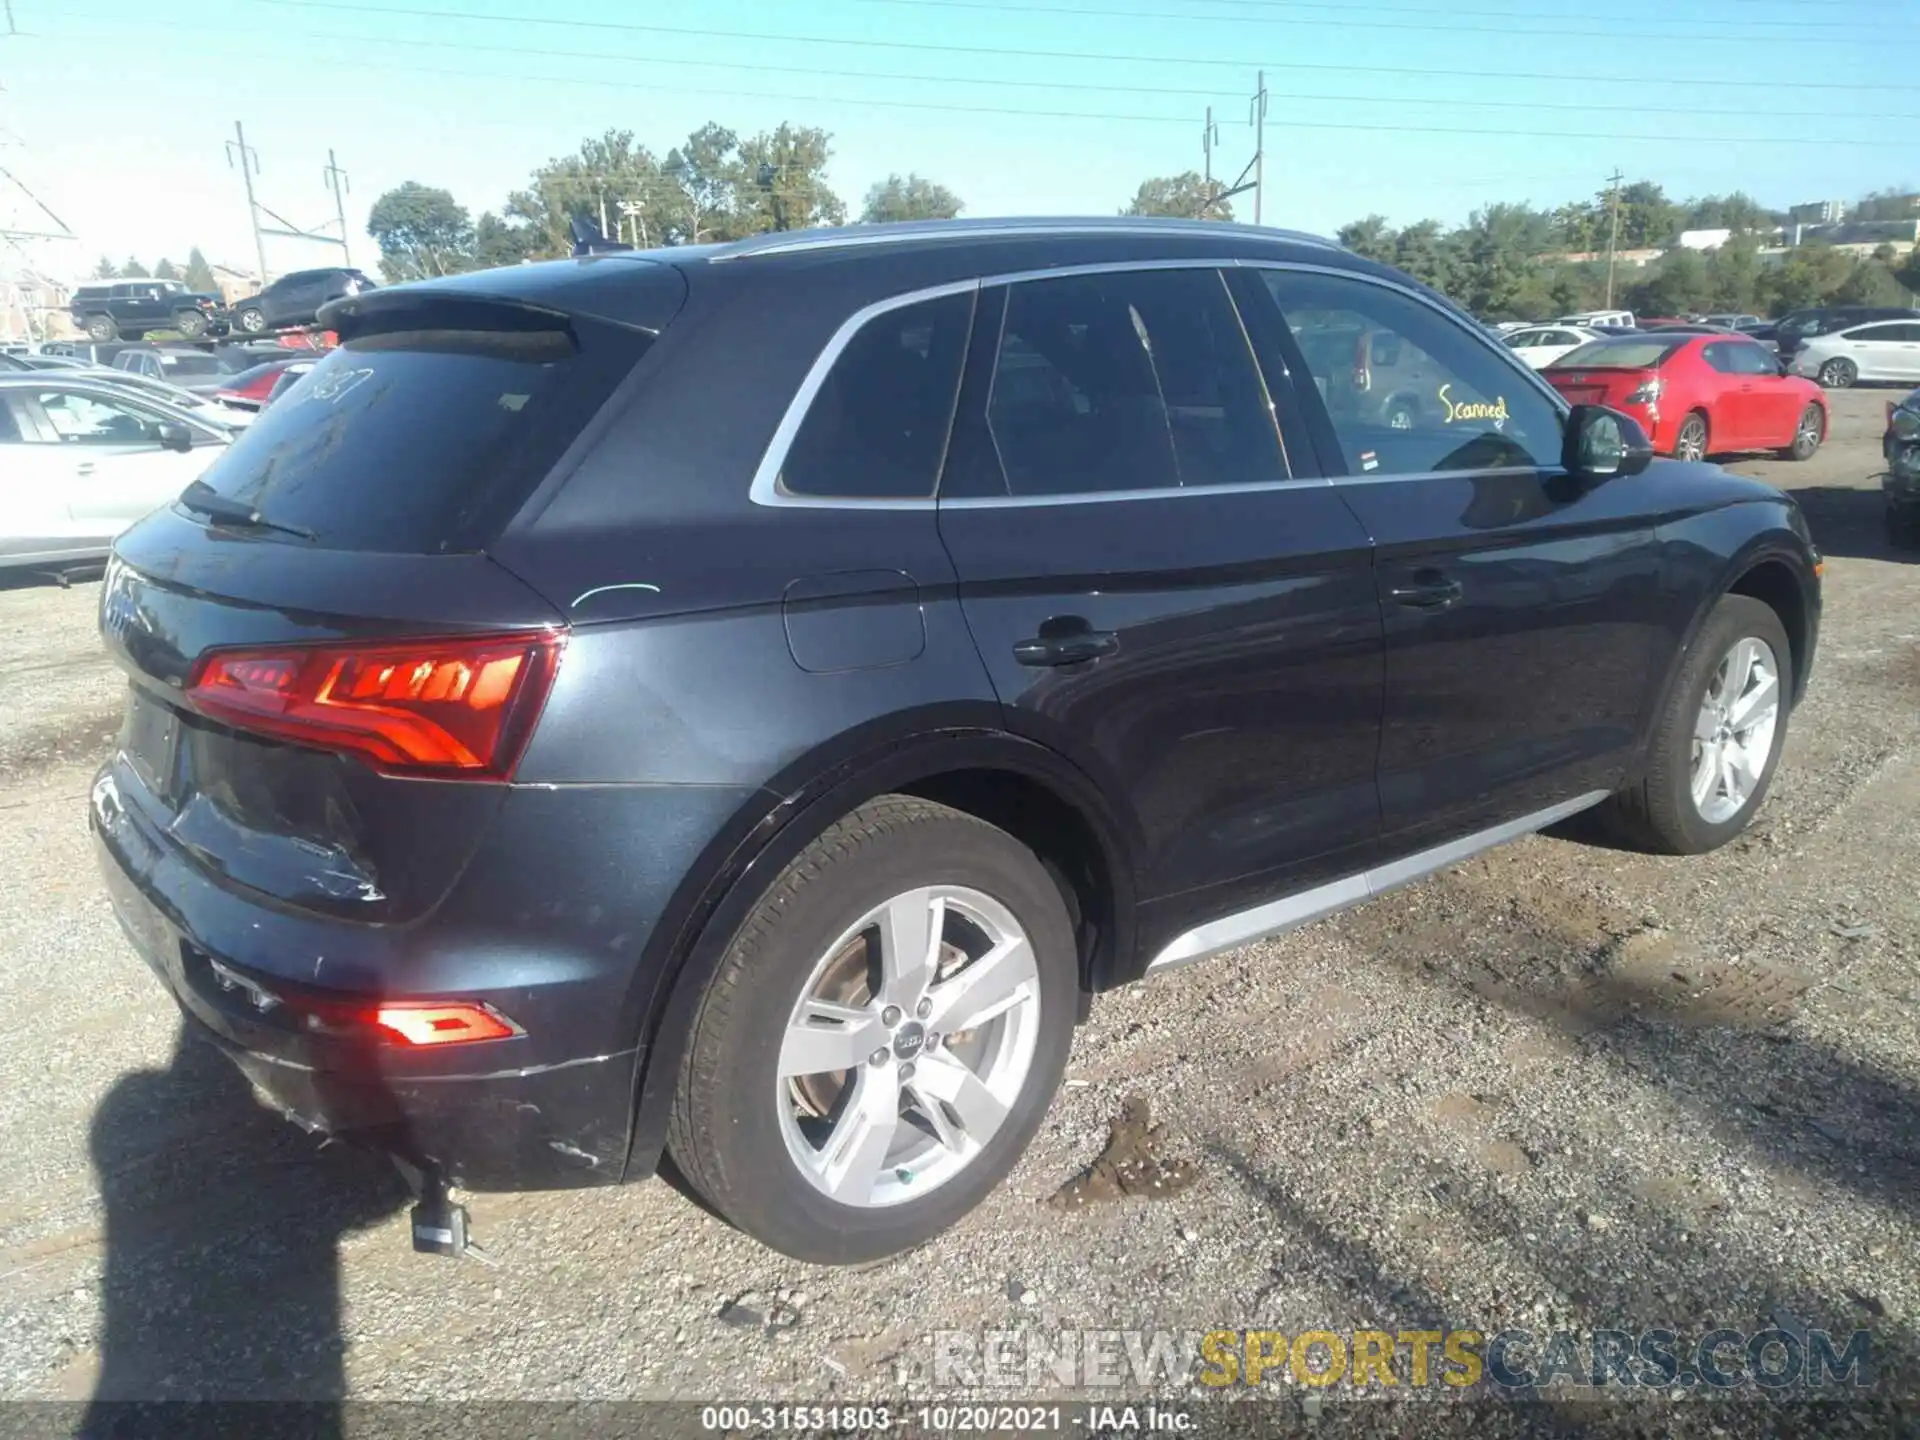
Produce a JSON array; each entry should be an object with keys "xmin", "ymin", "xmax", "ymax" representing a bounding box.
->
[
  {"xmin": 1260, "ymin": 270, "xmax": 1562, "ymax": 475},
  {"xmin": 976, "ymin": 267, "xmax": 1284, "ymax": 497},
  {"xmin": 1721, "ymin": 342, "xmax": 1779, "ymax": 376},
  {"xmin": 778, "ymin": 290, "xmax": 973, "ymax": 499}
]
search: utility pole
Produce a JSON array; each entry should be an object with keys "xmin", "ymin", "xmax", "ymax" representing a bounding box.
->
[
  {"xmin": 1604, "ymin": 167, "xmax": 1625, "ymax": 307},
  {"xmin": 1201, "ymin": 107, "xmax": 1220, "ymax": 219},
  {"xmin": 323, "ymin": 149, "xmax": 351, "ymax": 268},
  {"xmin": 227, "ymin": 121, "xmax": 269, "ymax": 286},
  {"xmin": 1251, "ymin": 71, "xmax": 1269, "ymax": 226}
]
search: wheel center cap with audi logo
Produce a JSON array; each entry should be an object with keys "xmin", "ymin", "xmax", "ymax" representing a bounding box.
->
[{"xmin": 892, "ymin": 1021, "xmax": 928, "ymax": 1061}]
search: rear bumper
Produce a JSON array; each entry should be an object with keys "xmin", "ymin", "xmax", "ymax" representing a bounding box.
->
[
  {"xmin": 94, "ymin": 812, "xmax": 638, "ymax": 1188},
  {"xmin": 90, "ymin": 761, "xmax": 760, "ymax": 1190}
]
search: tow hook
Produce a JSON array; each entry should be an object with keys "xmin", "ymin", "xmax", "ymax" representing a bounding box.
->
[{"xmin": 394, "ymin": 1157, "xmax": 494, "ymax": 1263}]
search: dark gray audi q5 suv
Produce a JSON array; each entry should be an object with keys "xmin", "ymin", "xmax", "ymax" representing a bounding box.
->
[{"xmin": 91, "ymin": 218, "xmax": 1820, "ymax": 1263}]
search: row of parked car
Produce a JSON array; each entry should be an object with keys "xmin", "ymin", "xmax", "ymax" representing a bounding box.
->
[
  {"xmin": 62, "ymin": 266, "xmax": 377, "ymax": 342},
  {"xmin": 0, "ymin": 339, "xmax": 322, "ymax": 573},
  {"xmin": 1498, "ymin": 305, "xmax": 1920, "ymax": 388}
]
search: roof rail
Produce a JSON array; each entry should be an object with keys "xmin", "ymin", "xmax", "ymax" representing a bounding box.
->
[{"xmin": 707, "ymin": 215, "xmax": 1341, "ymax": 262}]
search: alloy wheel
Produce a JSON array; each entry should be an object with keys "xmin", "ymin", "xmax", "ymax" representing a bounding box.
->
[
  {"xmin": 776, "ymin": 885, "xmax": 1042, "ymax": 1208},
  {"xmin": 1689, "ymin": 636, "xmax": 1780, "ymax": 825},
  {"xmin": 1794, "ymin": 407, "xmax": 1822, "ymax": 456},
  {"xmin": 1676, "ymin": 417, "xmax": 1707, "ymax": 462}
]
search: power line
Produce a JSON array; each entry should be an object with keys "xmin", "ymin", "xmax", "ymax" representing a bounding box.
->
[
  {"xmin": 850, "ymin": 0, "xmax": 1906, "ymax": 48},
  {"xmin": 52, "ymin": 11, "xmax": 1918, "ymax": 123},
  {"xmin": 230, "ymin": 0, "xmax": 1920, "ymax": 93},
  {"xmin": 25, "ymin": 27, "xmax": 1916, "ymax": 148},
  {"xmin": 1137, "ymin": 0, "xmax": 1873, "ymax": 32}
]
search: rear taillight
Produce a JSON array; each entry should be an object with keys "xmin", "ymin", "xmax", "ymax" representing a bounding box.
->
[
  {"xmin": 185, "ymin": 630, "xmax": 564, "ymax": 778},
  {"xmin": 1625, "ymin": 376, "xmax": 1663, "ymax": 405},
  {"xmin": 206, "ymin": 956, "xmax": 521, "ymax": 1044}
]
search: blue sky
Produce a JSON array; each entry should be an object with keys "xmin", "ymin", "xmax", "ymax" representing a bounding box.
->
[{"xmin": 2, "ymin": 0, "xmax": 1914, "ymax": 280}]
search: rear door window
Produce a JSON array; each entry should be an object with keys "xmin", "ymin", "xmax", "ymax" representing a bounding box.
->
[
  {"xmin": 971, "ymin": 267, "xmax": 1285, "ymax": 497},
  {"xmin": 185, "ymin": 305, "xmax": 656, "ymax": 552}
]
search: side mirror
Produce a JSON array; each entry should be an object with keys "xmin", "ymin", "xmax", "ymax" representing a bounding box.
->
[
  {"xmin": 1563, "ymin": 403, "xmax": 1653, "ymax": 480},
  {"xmin": 156, "ymin": 421, "xmax": 195, "ymax": 454},
  {"xmin": 1776, "ymin": 355, "xmax": 1791, "ymax": 377}
]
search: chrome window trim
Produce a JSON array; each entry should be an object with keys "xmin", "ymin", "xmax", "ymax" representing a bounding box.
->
[
  {"xmin": 749, "ymin": 256, "xmax": 1569, "ymax": 510},
  {"xmin": 711, "ymin": 217, "xmax": 1338, "ymax": 263},
  {"xmin": 1144, "ymin": 789, "xmax": 1609, "ymax": 976}
]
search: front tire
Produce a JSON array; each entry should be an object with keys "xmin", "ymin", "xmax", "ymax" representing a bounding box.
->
[
  {"xmin": 1818, "ymin": 358, "xmax": 1857, "ymax": 389},
  {"xmin": 235, "ymin": 306, "xmax": 267, "ymax": 334},
  {"xmin": 1604, "ymin": 595, "xmax": 1791, "ymax": 855},
  {"xmin": 667, "ymin": 796, "xmax": 1077, "ymax": 1264},
  {"xmin": 1781, "ymin": 403, "xmax": 1824, "ymax": 461}
]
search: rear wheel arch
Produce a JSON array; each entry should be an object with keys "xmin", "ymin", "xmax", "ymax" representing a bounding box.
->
[{"xmin": 617, "ymin": 727, "xmax": 1139, "ymax": 1182}]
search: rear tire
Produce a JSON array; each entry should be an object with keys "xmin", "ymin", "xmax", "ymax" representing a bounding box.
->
[
  {"xmin": 85, "ymin": 314, "xmax": 116, "ymax": 342},
  {"xmin": 1603, "ymin": 595, "xmax": 1791, "ymax": 855},
  {"xmin": 1818, "ymin": 358, "xmax": 1857, "ymax": 389},
  {"xmin": 667, "ymin": 795, "xmax": 1077, "ymax": 1264},
  {"xmin": 1780, "ymin": 404, "xmax": 1823, "ymax": 461},
  {"xmin": 235, "ymin": 306, "xmax": 267, "ymax": 335},
  {"xmin": 1673, "ymin": 411, "xmax": 1709, "ymax": 462},
  {"xmin": 173, "ymin": 310, "xmax": 208, "ymax": 339}
]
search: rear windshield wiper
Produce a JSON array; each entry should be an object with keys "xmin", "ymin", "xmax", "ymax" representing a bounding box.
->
[{"xmin": 179, "ymin": 479, "xmax": 318, "ymax": 541}]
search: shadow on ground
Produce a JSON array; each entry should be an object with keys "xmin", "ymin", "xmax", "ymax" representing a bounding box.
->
[
  {"xmin": 1785, "ymin": 482, "xmax": 1913, "ymax": 564},
  {"xmin": 82, "ymin": 1025, "xmax": 404, "ymax": 1430}
]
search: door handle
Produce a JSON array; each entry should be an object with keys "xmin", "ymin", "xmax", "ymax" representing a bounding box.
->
[
  {"xmin": 1389, "ymin": 578, "xmax": 1464, "ymax": 610},
  {"xmin": 74, "ymin": 461, "xmax": 96, "ymax": 477},
  {"xmin": 1013, "ymin": 629, "xmax": 1118, "ymax": 667}
]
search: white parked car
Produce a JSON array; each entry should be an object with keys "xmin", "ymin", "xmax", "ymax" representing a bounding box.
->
[
  {"xmin": 1788, "ymin": 320, "xmax": 1920, "ymax": 389},
  {"xmin": 1558, "ymin": 309, "xmax": 1636, "ymax": 329},
  {"xmin": 1502, "ymin": 324, "xmax": 1602, "ymax": 370},
  {"xmin": 0, "ymin": 374, "xmax": 231, "ymax": 571}
]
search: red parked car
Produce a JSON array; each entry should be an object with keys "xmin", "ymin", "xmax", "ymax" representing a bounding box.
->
[
  {"xmin": 210, "ymin": 357, "xmax": 318, "ymax": 412},
  {"xmin": 1545, "ymin": 332, "xmax": 1826, "ymax": 462}
]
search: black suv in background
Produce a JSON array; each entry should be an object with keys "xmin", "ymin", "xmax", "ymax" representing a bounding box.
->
[
  {"xmin": 91, "ymin": 219, "xmax": 1821, "ymax": 1264},
  {"xmin": 227, "ymin": 266, "xmax": 376, "ymax": 333},
  {"xmin": 68, "ymin": 279, "xmax": 228, "ymax": 341}
]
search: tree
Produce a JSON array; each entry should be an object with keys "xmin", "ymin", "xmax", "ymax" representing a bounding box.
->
[
  {"xmin": 1896, "ymin": 247, "xmax": 1920, "ymax": 298},
  {"xmin": 1390, "ymin": 220, "xmax": 1456, "ymax": 293},
  {"xmin": 183, "ymin": 248, "xmax": 217, "ymax": 293},
  {"xmin": 121, "ymin": 257, "xmax": 147, "ymax": 278},
  {"xmin": 1705, "ymin": 232, "xmax": 1761, "ymax": 312},
  {"xmin": 367, "ymin": 181, "xmax": 476, "ymax": 281},
  {"xmin": 736, "ymin": 124, "xmax": 845, "ymax": 233},
  {"xmin": 1628, "ymin": 247, "xmax": 1707, "ymax": 315},
  {"xmin": 1831, "ymin": 258, "xmax": 1905, "ymax": 307},
  {"xmin": 1122, "ymin": 171, "xmax": 1233, "ymax": 222},
  {"xmin": 861, "ymin": 173, "xmax": 963, "ymax": 224},
  {"xmin": 472, "ymin": 212, "xmax": 537, "ymax": 269},
  {"xmin": 1759, "ymin": 244, "xmax": 1855, "ymax": 313},
  {"xmin": 152, "ymin": 258, "xmax": 180, "ymax": 281},
  {"xmin": 507, "ymin": 130, "xmax": 668, "ymax": 258},
  {"xmin": 1336, "ymin": 215, "xmax": 1395, "ymax": 263},
  {"xmin": 90, "ymin": 257, "xmax": 117, "ymax": 280},
  {"xmin": 663, "ymin": 123, "xmax": 746, "ymax": 244}
]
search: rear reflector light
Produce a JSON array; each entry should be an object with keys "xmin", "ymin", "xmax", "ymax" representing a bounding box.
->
[
  {"xmin": 185, "ymin": 630, "xmax": 563, "ymax": 778},
  {"xmin": 374, "ymin": 1003, "xmax": 519, "ymax": 1046}
]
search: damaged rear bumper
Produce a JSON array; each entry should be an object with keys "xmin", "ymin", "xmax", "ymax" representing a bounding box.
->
[{"xmin": 91, "ymin": 768, "xmax": 641, "ymax": 1191}]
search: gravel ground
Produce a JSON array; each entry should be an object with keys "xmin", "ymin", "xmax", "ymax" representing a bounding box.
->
[{"xmin": 0, "ymin": 388, "xmax": 1914, "ymax": 1426}]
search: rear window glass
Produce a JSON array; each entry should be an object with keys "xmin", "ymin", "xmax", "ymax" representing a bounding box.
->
[
  {"xmin": 1551, "ymin": 339, "xmax": 1684, "ymax": 369},
  {"xmin": 186, "ymin": 311, "xmax": 652, "ymax": 552}
]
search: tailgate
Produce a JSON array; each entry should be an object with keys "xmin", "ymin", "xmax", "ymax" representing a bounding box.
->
[{"xmin": 99, "ymin": 511, "xmax": 567, "ymax": 924}]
